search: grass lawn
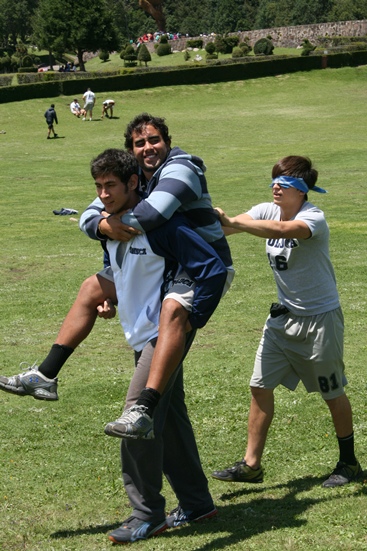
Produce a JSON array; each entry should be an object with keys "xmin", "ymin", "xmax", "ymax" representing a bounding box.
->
[{"xmin": 0, "ymin": 65, "xmax": 367, "ymax": 550}]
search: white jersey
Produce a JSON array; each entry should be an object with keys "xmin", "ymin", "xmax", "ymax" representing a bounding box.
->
[
  {"xmin": 83, "ymin": 90, "xmax": 95, "ymax": 104},
  {"xmin": 106, "ymin": 234, "xmax": 169, "ymax": 352},
  {"xmin": 246, "ymin": 201, "xmax": 340, "ymax": 316},
  {"xmin": 70, "ymin": 101, "xmax": 80, "ymax": 112}
]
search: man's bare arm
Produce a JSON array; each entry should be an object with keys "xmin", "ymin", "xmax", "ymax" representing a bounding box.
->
[{"xmin": 98, "ymin": 211, "xmax": 141, "ymax": 242}]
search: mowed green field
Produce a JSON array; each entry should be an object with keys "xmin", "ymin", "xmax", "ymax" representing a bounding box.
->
[{"xmin": 0, "ymin": 65, "xmax": 367, "ymax": 551}]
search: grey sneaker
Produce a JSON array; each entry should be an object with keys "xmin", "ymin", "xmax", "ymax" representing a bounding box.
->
[
  {"xmin": 108, "ymin": 516, "xmax": 167, "ymax": 543},
  {"xmin": 322, "ymin": 461, "xmax": 363, "ymax": 488},
  {"xmin": 166, "ymin": 504, "xmax": 217, "ymax": 528},
  {"xmin": 0, "ymin": 364, "xmax": 58, "ymax": 401},
  {"xmin": 104, "ymin": 404, "xmax": 154, "ymax": 439},
  {"xmin": 212, "ymin": 459, "xmax": 264, "ymax": 483}
]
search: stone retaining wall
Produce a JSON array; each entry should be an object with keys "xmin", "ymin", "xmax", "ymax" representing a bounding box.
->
[
  {"xmin": 237, "ymin": 19, "xmax": 367, "ymax": 48},
  {"xmin": 144, "ymin": 19, "xmax": 367, "ymax": 52}
]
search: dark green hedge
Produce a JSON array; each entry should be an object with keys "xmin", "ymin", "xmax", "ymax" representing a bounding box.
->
[
  {"xmin": 0, "ymin": 50, "xmax": 366, "ymax": 104},
  {"xmin": 0, "ymin": 80, "xmax": 61, "ymax": 102},
  {"xmin": 0, "ymin": 74, "xmax": 13, "ymax": 87}
]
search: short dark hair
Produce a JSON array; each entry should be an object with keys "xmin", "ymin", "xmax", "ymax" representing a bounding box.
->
[
  {"xmin": 91, "ymin": 149, "xmax": 139, "ymax": 183},
  {"xmin": 272, "ymin": 156, "xmax": 318, "ymax": 189},
  {"xmin": 51, "ymin": 104, "xmax": 55, "ymax": 108},
  {"xmin": 124, "ymin": 113, "xmax": 171, "ymax": 150}
]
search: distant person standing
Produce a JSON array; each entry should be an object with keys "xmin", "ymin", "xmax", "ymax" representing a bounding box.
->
[
  {"xmin": 101, "ymin": 99, "xmax": 115, "ymax": 119},
  {"xmin": 44, "ymin": 104, "xmax": 58, "ymax": 139},
  {"xmin": 82, "ymin": 87, "xmax": 95, "ymax": 121}
]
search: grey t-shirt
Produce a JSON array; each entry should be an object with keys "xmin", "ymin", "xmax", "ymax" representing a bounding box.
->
[{"xmin": 246, "ymin": 201, "xmax": 340, "ymax": 316}]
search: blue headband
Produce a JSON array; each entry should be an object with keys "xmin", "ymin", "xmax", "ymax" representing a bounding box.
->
[{"xmin": 270, "ymin": 176, "xmax": 327, "ymax": 194}]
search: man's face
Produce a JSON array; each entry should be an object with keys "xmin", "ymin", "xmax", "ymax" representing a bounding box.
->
[
  {"xmin": 95, "ymin": 173, "xmax": 136, "ymax": 214},
  {"xmin": 272, "ymin": 182, "xmax": 305, "ymax": 210},
  {"xmin": 131, "ymin": 124, "xmax": 170, "ymax": 176}
]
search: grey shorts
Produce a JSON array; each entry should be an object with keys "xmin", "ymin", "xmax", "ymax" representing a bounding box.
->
[
  {"xmin": 250, "ymin": 307, "xmax": 347, "ymax": 400},
  {"xmin": 84, "ymin": 101, "xmax": 94, "ymax": 112}
]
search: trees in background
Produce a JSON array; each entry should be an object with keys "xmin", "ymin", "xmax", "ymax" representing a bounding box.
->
[
  {"xmin": 213, "ymin": 0, "xmax": 251, "ymax": 33},
  {"xmin": 254, "ymin": 0, "xmax": 367, "ymax": 29},
  {"xmin": 163, "ymin": 0, "xmax": 367, "ymax": 36},
  {"xmin": 292, "ymin": 0, "xmax": 334, "ymax": 25},
  {"xmin": 0, "ymin": 0, "xmax": 37, "ymax": 48},
  {"xmin": 328, "ymin": 0, "xmax": 367, "ymax": 22},
  {"xmin": 163, "ymin": 0, "xmax": 214, "ymax": 36},
  {"xmin": 1, "ymin": 0, "xmax": 367, "ymax": 69},
  {"xmin": 255, "ymin": 0, "xmax": 293, "ymax": 29},
  {"xmin": 162, "ymin": 0, "xmax": 259, "ymax": 36},
  {"xmin": 137, "ymin": 42, "xmax": 152, "ymax": 65},
  {"xmin": 32, "ymin": 0, "xmax": 121, "ymax": 70}
]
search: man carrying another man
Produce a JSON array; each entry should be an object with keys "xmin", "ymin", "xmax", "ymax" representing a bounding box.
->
[
  {"xmin": 0, "ymin": 114, "xmax": 235, "ymax": 541},
  {"xmin": 90, "ymin": 147, "xmax": 224, "ymax": 543},
  {"xmin": 80, "ymin": 113, "xmax": 234, "ymax": 438},
  {"xmin": 1, "ymin": 114, "xmax": 233, "ymax": 435}
]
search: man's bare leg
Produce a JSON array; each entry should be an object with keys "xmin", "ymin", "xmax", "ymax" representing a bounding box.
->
[
  {"xmin": 211, "ymin": 387, "xmax": 273, "ymax": 483},
  {"xmin": 144, "ymin": 299, "xmax": 189, "ymax": 394},
  {"xmin": 0, "ymin": 274, "xmax": 117, "ymax": 399},
  {"xmin": 325, "ymin": 393, "xmax": 353, "ymax": 438},
  {"xmin": 37, "ymin": 273, "xmax": 117, "ymax": 379},
  {"xmin": 244, "ymin": 387, "xmax": 275, "ymax": 469},
  {"xmin": 55, "ymin": 273, "xmax": 117, "ymax": 349}
]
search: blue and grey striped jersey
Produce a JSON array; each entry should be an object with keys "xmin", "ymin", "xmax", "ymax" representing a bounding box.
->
[
  {"xmin": 121, "ymin": 146, "xmax": 233, "ymax": 270},
  {"xmin": 80, "ymin": 147, "xmax": 233, "ymax": 272}
]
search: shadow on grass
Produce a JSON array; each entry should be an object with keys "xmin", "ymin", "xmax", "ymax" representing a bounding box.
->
[
  {"xmin": 215, "ymin": 472, "xmax": 326, "ymax": 501},
  {"xmin": 51, "ymin": 522, "xmax": 120, "ymax": 539},
  {"xmin": 160, "ymin": 476, "xmax": 334, "ymax": 549},
  {"xmin": 51, "ymin": 475, "xmax": 367, "ymax": 546}
]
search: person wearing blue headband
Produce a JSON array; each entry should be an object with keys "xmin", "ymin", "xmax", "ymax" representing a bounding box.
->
[
  {"xmin": 212, "ymin": 155, "xmax": 362, "ymax": 489},
  {"xmin": 270, "ymin": 174, "xmax": 327, "ymax": 195}
]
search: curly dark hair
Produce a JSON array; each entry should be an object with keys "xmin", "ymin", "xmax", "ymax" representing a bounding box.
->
[{"xmin": 124, "ymin": 113, "xmax": 171, "ymax": 150}]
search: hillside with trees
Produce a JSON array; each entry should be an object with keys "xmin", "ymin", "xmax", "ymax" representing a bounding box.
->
[
  {"xmin": 0, "ymin": 0, "xmax": 366, "ymax": 69},
  {"xmin": 162, "ymin": 0, "xmax": 367, "ymax": 36}
]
